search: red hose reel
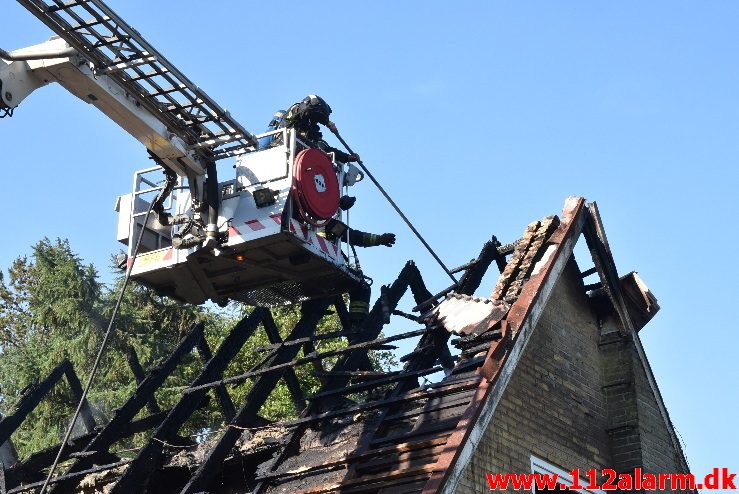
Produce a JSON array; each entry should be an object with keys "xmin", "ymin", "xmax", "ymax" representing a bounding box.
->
[{"xmin": 292, "ymin": 148, "xmax": 340, "ymax": 225}]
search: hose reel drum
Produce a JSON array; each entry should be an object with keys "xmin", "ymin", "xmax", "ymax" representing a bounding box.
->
[{"xmin": 291, "ymin": 148, "xmax": 340, "ymax": 225}]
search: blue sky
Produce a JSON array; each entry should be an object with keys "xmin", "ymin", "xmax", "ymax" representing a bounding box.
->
[{"xmin": 3, "ymin": 1, "xmax": 737, "ymax": 486}]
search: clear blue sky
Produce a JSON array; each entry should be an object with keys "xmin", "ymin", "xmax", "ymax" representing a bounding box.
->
[{"xmin": 3, "ymin": 1, "xmax": 737, "ymax": 485}]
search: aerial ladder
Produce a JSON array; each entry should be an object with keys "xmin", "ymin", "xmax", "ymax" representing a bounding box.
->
[{"xmin": 1, "ymin": 0, "xmax": 365, "ymax": 306}]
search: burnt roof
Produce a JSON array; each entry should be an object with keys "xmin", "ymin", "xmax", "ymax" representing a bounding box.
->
[{"xmin": 0, "ymin": 197, "xmax": 684, "ymax": 494}]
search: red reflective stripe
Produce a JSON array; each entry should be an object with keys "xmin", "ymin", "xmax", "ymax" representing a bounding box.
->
[
  {"xmin": 270, "ymin": 214, "xmax": 282, "ymax": 224},
  {"xmin": 245, "ymin": 219, "xmax": 265, "ymax": 231},
  {"xmin": 163, "ymin": 249, "xmax": 173, "ymax": 261},
  {"xmin": 228, "ymin": 226, "xmax": 241, "ymax": 237},
  {"xmin": 317, "ymin": 236, "xmax": 329, "ymax": 254}
]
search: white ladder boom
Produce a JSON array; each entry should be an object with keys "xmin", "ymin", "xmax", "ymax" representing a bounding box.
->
[{"xmin": 7, "ymin": 0, "xmax": 257, "ymax": 173}]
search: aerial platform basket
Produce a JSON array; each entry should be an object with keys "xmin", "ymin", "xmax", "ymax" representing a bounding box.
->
[{"xmin": 115, "ymin": 129, "xmax": 364, "ymax": 306}]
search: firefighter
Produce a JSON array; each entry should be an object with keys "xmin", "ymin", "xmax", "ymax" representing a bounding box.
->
[
  {"xmin": 266, "ymin": 95, "xmax": 363, "ymax": 217},
  {"xmin": 272, "ymin": 96, "xmax": 391, "ymax": 328},
  {"xmin": 342, "ymin": 227, "xmax": 396, "ymax": 329},
  {"xmin": 257, "ymin": 109, "xmax": 287, "ymax": 150},
  {"xmin": 263, "ymin": 95, "xmax": 360, "ymax": 164}
]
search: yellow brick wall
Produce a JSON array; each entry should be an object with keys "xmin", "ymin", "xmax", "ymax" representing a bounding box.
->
[
  {"xmin": 452, "ymin": 257, "xmax": 693, "ymax": 493},
  {"xmin": 456, "ymin": 258, "xmax": 610, "ymax": 492}
]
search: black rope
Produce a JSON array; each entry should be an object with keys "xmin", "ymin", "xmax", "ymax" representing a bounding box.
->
[
  {"xmin": 330, "ymin": 129, "xmax": 458, "ymax": 284},
  {"xmin": 39, "ymin": 199, "xmax": 157, "ymax": 493}
]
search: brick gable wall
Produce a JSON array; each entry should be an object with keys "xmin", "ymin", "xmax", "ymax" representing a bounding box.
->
[{"xmin": 453, "ymin": 256, "xmax": 692, "ymax": 493}]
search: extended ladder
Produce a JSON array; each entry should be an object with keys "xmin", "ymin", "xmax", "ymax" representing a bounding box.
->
[{"xmin": 17, "ymin": 0, "xmax": 257, "ymax": 163}]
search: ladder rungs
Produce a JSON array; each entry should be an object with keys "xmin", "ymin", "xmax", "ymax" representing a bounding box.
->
[
  {"xmin": 94, "ymin": 35, "xmax": 132, "ymax": 48},
  {"xmin": 47, "ymin": 1, "xmax": 82, "ymax": 13},
  {"xmin": 103, "ymin": 56, "xmax": 157, "ymax": 74},
  {"xmin": 167, "ymin": 101, "xmax": 201, "ymax": 112},
  {"xmin": 71, "ymin": 16, "xmax": 109, "ymax": 30},
  {"xmin": 130, "ymin": 68, "xmax": 169, "ymax": 81},
  {"xmin": 148, "ymin": 85, "xmax": 186, "ymax": 98},
  {"xmin": 174, "ymin": 107, "xmax": 214, "ymax": 121},
  {"xmin": 24, "ymin": 0, "xmax": 257, "ymax": 156},
  {"xmin": 191, "ymin": 133, "xmax": 243, "ymax": 149},
  {"xmin": 180, "ymin": 115, "xmax": 218, "ymax": 125},
  {"xmin": 175, "ymin": 113, "xmax": 214, "ymax": 125}
]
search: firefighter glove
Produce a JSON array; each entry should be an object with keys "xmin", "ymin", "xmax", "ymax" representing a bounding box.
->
[{"xmin": 379, "ymin": 233, "xmax": 396, "ymax": 247}]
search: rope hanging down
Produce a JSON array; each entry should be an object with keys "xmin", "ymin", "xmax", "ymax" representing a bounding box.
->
[
  {"xmin": 39, "ymin": 199, "xmax": 157, "ymax": 494},
  {"xmin": 330, "ymin": 129, "xmax": 458, "ymax": 285}
]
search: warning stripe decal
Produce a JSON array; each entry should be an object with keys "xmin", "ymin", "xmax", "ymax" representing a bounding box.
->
[
  {"xmin": 244, "ymin": 214, "xmax": 281, "ymax": 232},
  {"xmin": 288, "ymin": 219, "xmax": 339, "ymax": 261},
  {"xmin": 316, "ymin": 235, "xmax": 329, "ymax": 254},
  {"xmin": 245, "ymin": 219, "xmax": 266, "ymax": 231}
]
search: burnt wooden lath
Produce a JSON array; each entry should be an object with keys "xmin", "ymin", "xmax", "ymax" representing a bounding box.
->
[
  {"xmin": 5, "ymin": 197, "xmax": 624, "ymax": 493},
  {"xmin": 0, "ymin": 231, "xmax": 520, "ymax": 493},
  {"xmin": 7, "ymin": 196, "xmax": 684, "ymax": 494}
]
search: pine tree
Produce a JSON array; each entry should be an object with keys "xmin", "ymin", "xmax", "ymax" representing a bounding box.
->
[
  {"xmin": 0, "ymin": 238, "xmax": 206, "ymax": 456},
  {"xmin": 0, "ymin": 239, "xmax": 396, "ymax": 458},
  {"xmin": 0, "ymin": 238, "xmax": 104, "ymax": 454}
]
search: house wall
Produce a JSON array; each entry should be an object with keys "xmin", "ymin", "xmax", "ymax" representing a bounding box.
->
[
  {"xmin": 598, "ymin": 330, "xmax": 691, "ymax": 494},
  {"xmin": 455, "ymin": 258, "xmax": 610, "ymax": 493},
  {"xmin": 632, "ymin": 349, "xmax": 693, "ymax": 493},
  {"xmin": 452, "ymin": 257, "xmax": 693, "ymax": 493}
]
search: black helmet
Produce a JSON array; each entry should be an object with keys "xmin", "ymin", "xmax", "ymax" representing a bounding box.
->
[{"xmin": 300, "ymin": 94, "xmax": 332, "ymax": 125}]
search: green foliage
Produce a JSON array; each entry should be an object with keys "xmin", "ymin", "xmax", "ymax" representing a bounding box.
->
[
  {"xmin": 204, "ymin": 304, "xmax": 396, "ymax": 424},
  {"xmin": 0, "ymin": 238, "xmax": 104, "ymax": 454},
  {"xmin": 210, "ymin": 304, "xmax": 345, "ymax": 423},
  {"xmin": 0, "ymin": 239, "xmax": 395, "ymax": 459},
  {"xmin": 0, "ymin": 238, "xmax": 204, "ymax": 457}
]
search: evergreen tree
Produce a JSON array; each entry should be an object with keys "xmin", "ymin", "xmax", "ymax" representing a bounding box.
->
[
  {"xmin": 0, "ymin": 238, "xmax": 205, "ymax": 456},
  {"xmin": 0, "ymin": 238, "xmax": 104, "ymax": 454},
  {"xmin": 0, "ymin": 239, "xmax": 395, "ymax": 458}
]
